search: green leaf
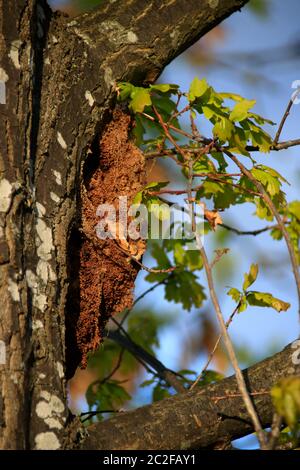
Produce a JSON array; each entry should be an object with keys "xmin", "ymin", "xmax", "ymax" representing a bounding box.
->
[
  {"xmin": 150, "ymin": 83, "xmax": 179, "ymax": 93},
  {"xmin": 259, "ymin": 165, "xmax": 289, "ymax": 185},
  {"xmin": 229, "ymin": 99, "xmax": 256, "ymax": 122},
  {"xmin": 288, "ymin": 201, "xmax": 300, "ymax": 221},
  {"xmin": 248, "ymin": 112, "xmax": 275, "ymax": 126},
  {"xmin": 255, "ymin": 198, "xmax": 274, "ymax": 221},
  {"xmin": 246, "ymin": 291, "xmax": 290, "ymax": 312},
  {"xmin": 145, "ymin": 243, "xmax": 171, "ymax": 283},
  {"xmin": 188, "ymin": 77, "xmax": 209, "ymax": 102},
  {"xmin": 130, "ymin": 87, "xmax": 152, "ymax": 113},
  {"xmin": 243, "ymin": 263, "xmax": 259, "ymax": 291},
  {"xmin": 199, "ymin": 370, "xmax": 224, "ymax": 385},
  {"xmin": 272, "ymin": 377, "xmax": 300, "ymax": 429},
  {"xmin": 213, "ymin": 118, "xmax": 234, "ymax": 141},
  {"xmin": 248, "ymin": 0, "xmax": 269, "ymax": 17},
  {"xmin": 219, "ymin": 92, "xmax": 244, "ymax": 102},
  {"xmin": 252, "ymin": 168, "xmax": 281, "ymax": 196},
  {"xmin": 227, "ymin": 287, "xmax": 241, "ymax": 303},
  {"xmin": 145, "ymin": 181, "xmax": 169, "ymax": 191},
  {"xmin": 86, "ymin": 379, "xmax": 131, "ymax": 417},
  {"xmin": 210, "ymin": 152, "xmax": 228, "ymax": 171},
  {"xmin": 117, "ymin": 82, "xmax": 134, "ymax": 100},
  {"xmin": 193, "ymin": 154, "xmax": 216, "ymax": 173},
  {"xmin": 140, "ymin": 378, "xmax": 156, "ymax": 388},
  {"xmin": 133, "ymin": 190, "xmax": 143, "ymax": 205},
  {"xmin": 151, "ymin": 95, "xmax": 177, "ymax": 120},
  {"xmin": 153, "ymin": 383, "xmax": 171, "ymax": 402},
  {"xmin": 163, "ymin": 271, "xmax": 206, "ymax": 311},
  {"xmin": 128, "ymin": 311, "xmax": 168, "ymax": 354},
  {"xmin": 248, "ymin": 124, "xmax": 272, "ymax": 153}
]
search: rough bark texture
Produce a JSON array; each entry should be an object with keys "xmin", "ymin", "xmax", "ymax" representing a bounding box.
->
[
  {"xmin": 0, "ymin": 0, "xmax": 254, "ymax": 450},
  {"xmin": 80, "ymin": 341, "xmax": 300, "ymax": 450}
]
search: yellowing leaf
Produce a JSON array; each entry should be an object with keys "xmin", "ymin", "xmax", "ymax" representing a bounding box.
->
[
  {"xmin": 227, "ymin": 287, "xmax": 241, "ymax": 303},
  {"xmin": 229, "ymin": 99, "xmax": 256, "ymax": 122},
  {"xmin": 204, "ymin": 209, "xmax": 222, "ymax": 231},
  {"xmin": 213, "ymin": 118, "xmax": 234, "ymax": 141},
  {"xmin": 272, "ymin": 377, "xmax": 300, "ymax": 429},
  {"xmin": 145, "ymin": 181, "xmax": 169, "ymax": 191},
  {"xmin": 289, "ymin": 201, "xmax": 300, "ymax": 221},
  {"xmin": 252, "ymin": 168, "xmax": 281, "ymax": 197},
  {"xmin": 130, "ymin": 88, "xmax": 152, "ymax": 113},
  {"xmin": 219, "ymin": 92, "xmax": 244, "ymax": 102},
  {"xmin": 188, "ymin": 77, "xmax": 209, "ymax": 102},
  {"xmin": 246, "ymin": 291, "xmax": 290, "ymax": 312},
  {"xmin": 238, "ymin": 295, "xmax": 248, "ymax": 313},
  {"xmin": 243, "ymin": 263, "xmax": 259, "ymax": 291},
  {"xmin": 150, "ymin": 83, "xmax": 179, "ymax": 93}
]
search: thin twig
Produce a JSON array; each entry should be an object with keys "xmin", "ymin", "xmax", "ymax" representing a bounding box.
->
[
  {"xmin": 81, "ymin": 409, "xmax": 121, "ymax": 423},
  {"xmin": 198, "ymin": 246, "xmax": 268, "ymax": 448},
  {"xmin": 108, "ymin": 319, "xmax": 186, "ymax": 393},
  {"xmin": 152, "ymin": 105, "xmax": 189, "ymax": 161},
  {"xmin": 145, "ymin": 139, "xmax": 300, "ymax": 159},
  {"xmin": 202, "ymin": 173, "xmax": 261, "ymax": 197},
  {"xmin": 109, "ymin": 318, "xmax": 157, "ymax": 376},
  {"xmin": 270, "ymin": 138, "xmax": 300, "ymax": 151},
  {"xmin": 185, "ymin": 157, "xmax": 268, "ymax": 449},
  {"xmin": 211, "ymin": 390, "xmax": 269, "ymax": 403},
  {"xmin": 120, "ymin": 281, "xmax": 166, "ymax": 326},
  {"xmin": 101, "ymin": 348, "xmax": 125, "ymax": 384},
  {"xmin": 113, "ymin": 239, "xmax": 176, "ymax": 274},
  {"xmin": 132, "ymin": 256, "xmax": 176, "ymax": 274},
  {"xmin": 193, "ymin": 172, "xmax": 242, "ymax": 178},
  {"xmin": 225, "ymin": 150, "xmax": 300, "ymax": 317},
  {"xmin": 189, "ymin": 304, "xmax": 239, "ymax": 391},
  {"xmin": 268, "ymin": 413, "xmax": 283, "ymax": 450},
  {"xmin": 221, "ymin": 222, "xmax": 281, "ymax": 236},
  {"xmin": 274, "ymin": 100, "xmax": 293, "ymax": 144}
]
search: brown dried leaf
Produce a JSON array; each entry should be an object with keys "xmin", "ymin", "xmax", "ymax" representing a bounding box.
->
[{"xmin": 204, "ymin": 209, "xmax": 223, "ymax": 230}]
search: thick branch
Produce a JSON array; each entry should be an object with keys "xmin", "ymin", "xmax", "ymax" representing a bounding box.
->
[
  {"xmin": 80, "ymin": 341, "xmax": 300, "ymax": 450},
  {"xmin": 73, "ymin": 0, "xmax": 250, "ymax": 85}
]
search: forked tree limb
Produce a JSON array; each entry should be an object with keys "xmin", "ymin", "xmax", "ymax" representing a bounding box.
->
[{"xmin": 80, "ymin": 341, "xmax": 300, "ymax": 450}]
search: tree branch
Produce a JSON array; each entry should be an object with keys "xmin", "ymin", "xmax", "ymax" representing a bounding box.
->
[
  {"xmin": 79, "ymin": 341, "xmax": 299, "ymax": 450},
  {"xmin": 106, "ymin": 326, "xmax": 186, "ymax": 393},
  {"xmin": 73, "ymin": 0, "xmax": 250, "ymax": 86}
]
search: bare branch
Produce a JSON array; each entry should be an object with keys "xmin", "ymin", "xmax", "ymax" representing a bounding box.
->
[
  {"xmin": 185, "ymin": 155, "xmax": 267, "ymax": 448},
  {"xmin": 190, "ymin": 304, "xmax": 239, "ymax": 390},
  {"xmin": 274, "ymin": 92, "xmax": 299, "ymax": 144},
  {"xmin": 220, "ymin": 222, "xmax": 281, "ymax": 236},
  {"xmin": 107, "ymin": 321, "xmax": 186, "ymax": 394},
  {"xmin": 80, "ymin": 342, "xmax": 299, "ymax": 450}
]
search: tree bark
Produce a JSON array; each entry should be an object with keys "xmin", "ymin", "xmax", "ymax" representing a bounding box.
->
[
  {"xmin": 0, "ymin": 0, "xmax": 252, "ymax": 450},
  {"xmin": 80, "ymin": 341, "xmax": 300, "ymax": 450}
]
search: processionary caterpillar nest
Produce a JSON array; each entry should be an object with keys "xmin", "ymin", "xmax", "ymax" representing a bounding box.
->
[{"xmin": 67, "ymin": 109, "xmax": 146, "ymax": 374}]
